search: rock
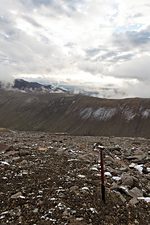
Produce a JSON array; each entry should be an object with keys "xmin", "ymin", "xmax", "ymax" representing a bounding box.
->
[
  {"xmin": 129, "ymin": 163, "xmax": 136, "ymax": 168},
  {"xmin": 0, "ymin": 143, "xmax": 12, "ymax": 153},
  {"xmin": 19, "ymin": 149, "xmax": 30, "ymax": 156},
  {"xmin": 137, "ymin": 197, "xmax": 150, "ymax": 203},
  {"xmin": 112, "ymin": 176, "xmax": 121, "ymax": 182},
  {"xmin": 70, "ymin": 186, "xmax": 79, "ymax": 192},
  {"xmin": 4, "ymin": 150, "xmax": 18, "ymax": 157},
  {"xmin": 111, "ymin": 182, "xmax": 118, "ymax": 190},
  {"xmin": 108, "ymin": 168, "xmax": 119, "ymax": 176},
  {"xmin": 108, "ymin": 146, "xmax": 121, "ymax": 152},
  {"xmin": 120, "ymin": 167, "xmax": 128, "ymax": 172},
  {"xmin": 128, "ymin": 187, "xmax": 143, "ymax": 198},
  {"xmin": 126, "ymin": 156, "xmax": 138, "ymax": 161},
  {"xmin": 121, "ymin": 174, "xmax": 138, "ymax": 188},
  {"xmin": 147, "ymin": 183, "xmax": 150, "ymax": 192},
  {"xmin": 142, "ymin": 166, "xmax": 149, "ymax": 174},
  {"xmin": 22, "ymin": 170, "xmax": 28, "ymax": 175},
  {"xmin": 116, "ymin": 192, "xmax": 126, "ymax": 203},
  {"xmin": 76, "ymin": 217, "xmax": 84, "ymax": 221},
  {"xmin": 126, "ymin": 150, "xmax": 146, "ymax": 162},
  {"xmin": 134, "ymin": 219, "xmax": 139, "ymax": 225},
  {"xmin": 129, "ymin": 198, "xmax": 139, "ymax": 205},
  {"xmin": 0, "ymin": 128, "xmax": 11, "ymax": 132},
  {"xmin": 11, "ymin": 192, "xmax": 25, "ymax": 199},
  {"xmin": 113, "ymin": 185, "xmax": 129, "ymax": 196},
  {"xmin": 105, "ymin": 156, "xmax": 115, "ymax": 164},
  {"xmin": 18, "ymin": 216, "xmax": 23, "ymax": 224},
  {"xmin": 20, "ymin": 160, "xmax": 28, "ymax": 166},
  {"xmin": 37, "ymin": 200, "xmax": 44, "ymax": 206},
  {"xmin": 134, "ymin": 164, "xmax": 143, "ymax": 174},
  {"xmin": 12, "ymin": 156, "xmax": 20, "ymax": 161},
  {"xmin": 33, "ymin": 208, "xmax": 38, "ymax": 213},
  {"xmin": 134, "ymin": 154, "xmax": 146, "ymax": 162},
  {"xmin": 62, "ymin": 209, "xmax": 70, "ymax": 217},
  {"xmin": 105, "ymin": 172, "xmax": 112, "ymax": 177},
  {"xmin": 69, "ymin": 218, "xmax": 87, "ymax": 225},
  {"xmin": 80, "ymin": 187, "xmax": 90, "ymax": 193},
  {"xmin": 38, "ymin": 147, "xmax": 48, "ymax": 151},
  {"xmin": 77, "ymin": 174, "xmax": 86, "ymax": 178},
  {"xmin": 1, "ymin": 161, "xmax": 10, "ymax": 166}
]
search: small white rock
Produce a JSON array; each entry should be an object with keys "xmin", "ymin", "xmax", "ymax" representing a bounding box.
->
[{"xmin": 78, "ymin": 174, "xmax": 86, "ymax": 178}]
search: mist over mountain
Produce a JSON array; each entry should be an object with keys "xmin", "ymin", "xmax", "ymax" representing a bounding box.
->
[
  {"xmin": 0, "ymin": 79, "xmax": 69, "ymax": 94},
  {"xmin": 1, "ymin": 78, "xmax": 126, "ymax": 98}
]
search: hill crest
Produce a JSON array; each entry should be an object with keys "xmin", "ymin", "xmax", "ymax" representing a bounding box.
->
[{"xmin": 0, "ymin": 89, "xmax": 150, "ymax": 137}]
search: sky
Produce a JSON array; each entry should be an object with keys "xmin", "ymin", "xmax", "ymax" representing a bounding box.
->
[{"xmin": 0, "ymin": 0, "xmax": 150, "ymax": 98}]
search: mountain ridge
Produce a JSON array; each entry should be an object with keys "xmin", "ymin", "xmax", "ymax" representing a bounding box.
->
[
  {"xmin": 12, "ymin": 78, "xmax": 69, "ymax": 93},
  {"xmin": 0, "ymin": 89, "xmax": 150, "ymax": 137}
]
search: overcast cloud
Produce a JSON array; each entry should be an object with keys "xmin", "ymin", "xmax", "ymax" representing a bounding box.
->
[{"xmin": 0, "ymin": 0, "xmax": 150, "ymax": 98}]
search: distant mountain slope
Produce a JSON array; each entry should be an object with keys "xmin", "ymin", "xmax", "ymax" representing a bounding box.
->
[
  {"xmin": 13, "ymin": 79, "xmax": 52, "ymax": 90},
  {"xmin": 0, "ymin": 89, "xmax": 150, "ymax": 137},
  {"xmin": 12, "ymin": 79, "xmax": 68, "ymax": 93}
]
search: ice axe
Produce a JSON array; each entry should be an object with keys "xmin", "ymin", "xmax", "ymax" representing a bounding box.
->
[{"xmin": 94, "ymin": 142, "xmax": 105, "ymax": 203}]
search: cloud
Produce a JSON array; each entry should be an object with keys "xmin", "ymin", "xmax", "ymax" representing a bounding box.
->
[
  {"xmin": 0, "ymin": 0, "xmax": 150, "ymax": 97},
  {"xmin": 108, "ymin": 55, "xmax": 150, "ymax": 81},
  {"xmin": 113, "ymin": 26, "xmax": 150, "ymax": 48}
]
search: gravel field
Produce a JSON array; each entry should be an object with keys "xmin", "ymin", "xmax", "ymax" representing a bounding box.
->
[{"xmin": 0, "ymin": 131, "xmax": 150, "ymax": 225}]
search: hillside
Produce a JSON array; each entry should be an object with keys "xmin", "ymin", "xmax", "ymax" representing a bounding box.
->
[{"xmin": 0, "ymin": 89, "xmax": 150, "ymax": 137}]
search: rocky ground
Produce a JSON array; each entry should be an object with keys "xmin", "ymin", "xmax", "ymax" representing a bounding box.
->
[{"xmin": 0, "ymin": 130, "xmax": 150, "ymax": 225}]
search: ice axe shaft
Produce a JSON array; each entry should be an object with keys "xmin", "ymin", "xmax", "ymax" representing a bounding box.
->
[{"xmin": 100, "ymin": 148, "xmax": 105, "ymax": 203}]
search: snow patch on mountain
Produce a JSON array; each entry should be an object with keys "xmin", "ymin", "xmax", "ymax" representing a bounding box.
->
[
  {"xmin": 80, "ymin": 107, "xmax": 117, "ymax": 120},
  {"xmin": 80, "ymin": 108, "xmax": 93, "ymax": 119},
  {"xmin": 93, "ymin": 108, "xmax": 117, "ymax": 120},
  {"xmin": 142, "ymin": 109, "xmax": 150, "ymax": 118},
  {"xmin": 122, "ymin": 109, "xmax": 136, "ymax": 121}
]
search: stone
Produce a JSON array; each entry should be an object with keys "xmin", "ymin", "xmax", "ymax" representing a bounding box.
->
[
  {"xmin": 19, "ymin": 216, "xmax": 23, "ymax": 224},
  {"xmin": 76, "ymin": 217, "xmax": 84, "ymax": 221},
  {"xmin": 20, "ymin": 160, "xmax": 28, "ymax": 166},
  {"xmin": 128, "ymin": 187, "xmax": 143, "ymax": 198},
  {"xmin": 62, "ymin": 209, "xmax": 70, "ymax": 217},
  {"xmin": 118, "ymin": 192, "xmax": 126, "ymax": 203},
  {"xmin": 134, "ymin": 219, "xmax": 139, "ymax": 224},
  {"xmin": 11, "ymin": 192, "xmax": 25, "ymax": 199},
  {"xmin": 70, "ymin": 186, "xmax": 79, "ymax": 192},
  {"xmin": 112, "ymin": 185, "xmax": 129, "ymax": 196},
  {"xmin": 121, "ymin": 174, "xmax": 138, "ymax": 188},
  {"xmin": 129, "ymin": 163, "xmax": 136, "ymax": 168},
  {"xmin": 19, "ymin": 149, "xmax": 30, "ymax": 156},
  {"xmin": 142, "ymin": 166, "xmax": 149, "ymax": 174},
  {"xmin": 0, "ymin": 143, "xmax": 12, "ymax": 153},
  {"xmin": 33, "ymin": 208, "xmax": 38, "ymax": 213},
  {"xmin": 120, "ymin": 167, "xmax": 128, "ymax": 172},
  {"xmin": 38, "ymin": 147, "xmax": 48, "ymax": 151},
  {"xmin": 129, "ymin": 198, "xmax": 139, "ymax": 205},
  {"xmin": 111, "ymin": 182, "xmax": 118, "ymax": 190}
]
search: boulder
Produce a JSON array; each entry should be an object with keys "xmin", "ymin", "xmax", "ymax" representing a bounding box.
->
[
  {"xmin": 128, "ymin": 187, "xmax": 143, "ymax": 198},
  {"xmin": 121, "ymin": 174, "xmax": 138, "ymax": 188}
]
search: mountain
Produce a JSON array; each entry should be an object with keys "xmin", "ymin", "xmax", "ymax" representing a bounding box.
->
[
  {"xmin": 12, "ymin": 79, "xmax": 69, "ymax": 93},
  {"xmin": 0, "ymin": 89, "xmax": 150, "ymax": 137},
  {"xmin": 13, "ymin": 79, "xmax": 52, "ymax": 90},
  {"xmin": 1, "ymin": 79, "xmax": 125, "ymax": 98}
]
